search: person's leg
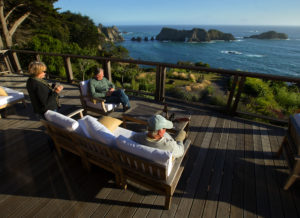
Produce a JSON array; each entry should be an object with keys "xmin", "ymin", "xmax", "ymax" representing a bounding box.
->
[{"xmin": 107, "ymin": 89, "xmax": 130, "ymax": 108}]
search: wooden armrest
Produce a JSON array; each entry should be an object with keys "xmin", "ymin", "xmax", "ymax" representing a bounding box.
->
[
  {"xmin": 90, "ymin": 97, "xmax": 106, "ymax": 104},
  {"xmin": 66, "ymin": 108, "xmax": 84, "ymax": 118}
]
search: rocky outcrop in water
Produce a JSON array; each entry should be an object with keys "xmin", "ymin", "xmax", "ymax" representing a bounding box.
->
[
  {"xmin": 246, "ymin": 31, "xmax": 288, "ymax": 39},
  {"xmin": 156, "ymin": 27, "xmax": 235, "ymax": 42},
  {"xmin": 98, "ymin": 24, "xmax": 124, "ymax": 42}
]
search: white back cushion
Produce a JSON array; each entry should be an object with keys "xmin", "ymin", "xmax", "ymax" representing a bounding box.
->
[
  {"xmin": 116, "ymin": 135, "xmax": 173, "ymax": 176},
  {"xmin": 113, "ymin": 127, "xmax": 136, "ymax": 138},
  {"xmin": 79, "ymin": 115, "xmax": 116, "ymax": 146},
  {"xmin": 44, "ymin": 110, "xmax": 80, "ymax": 132},
  {"xmin": 77, "ymin": 115, "xmax": 98, "ymax": 138}
]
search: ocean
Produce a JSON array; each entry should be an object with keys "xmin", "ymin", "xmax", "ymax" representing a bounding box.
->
[{"xmin": 117, "ymin": 25, "xmax": 300, "ymax": 78}]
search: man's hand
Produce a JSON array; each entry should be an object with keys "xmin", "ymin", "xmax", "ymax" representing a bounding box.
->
[{"xmin": 106, "ymin": 87, "xmax": 114, "ymax": 96}]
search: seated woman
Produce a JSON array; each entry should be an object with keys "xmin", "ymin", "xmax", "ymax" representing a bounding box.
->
[
  {"xmin": 89, "ymin": 67, "xmax": 130, "ymax": 112},
  {"xmin": 26, "ymin": 61, "xmax": 64, "ymax": 119}
]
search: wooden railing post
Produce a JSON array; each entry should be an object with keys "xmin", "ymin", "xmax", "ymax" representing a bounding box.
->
[
  {"xmin": 2, "ymin": 51, "xmax": 13, "ymax": 73},
  {"xmin": 35, "ymin": 54, "xmax": 41, "ymax": 62},
  {"xmin": 102, "ymin": 60, "xmax": 112, "ymax": 82},
  {"xmin": 63, "ymin": 56, "xmax": 74, "ymax": 83},
  {"xmin": 155, "ymin": 65, "xmax": 161, "ymax": 101},
  {"xmin": 231, "ymin": 76, "xmax": 246, "ymax": 115},
  {"xmin": 155, "ymin": 65, "xmax": 166, "ymax": 102},
  {"xmin": 160, "ymin": 66, "xmax": 166, "ymax": 101},
  {"xmin": 9, "ymin": 50, "xmax": 23, "ymax": 74},
  {"xmin": 227, "ymin": 75, "xmax": 239, "ymax": 112}
]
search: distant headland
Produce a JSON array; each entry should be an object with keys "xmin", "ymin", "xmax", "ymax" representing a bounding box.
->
[
  {"xmin": 156, "ymin": 27, "xmax": 235, "ymax": 42},
  {"xmin": 245, "ymin": 31, "xmax": 288, "ymax": 39}
]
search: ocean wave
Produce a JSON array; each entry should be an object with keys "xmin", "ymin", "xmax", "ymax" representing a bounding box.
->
[
  {"xmin": 235, "ymin": 39, "xmax": 244, "ymax": 42},
  {"xmin": 221, "ymin": 50, "xmax": 242, "ymax": 55},
  {"xmin": 202, "ymin": 41, "xmax": 216, "ymax": 44},
  {"xmin": 245, "ymin": 54, "xmax": 264, "ymax": 58}
]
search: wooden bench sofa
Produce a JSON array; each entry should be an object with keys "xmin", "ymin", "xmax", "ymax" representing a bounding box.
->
[{"xmin": 41, "ymin": 110, "xmax": 191, "ymax": 209}]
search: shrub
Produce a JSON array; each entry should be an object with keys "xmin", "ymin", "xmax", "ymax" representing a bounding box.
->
[{"xmin": 243, "ymin": 78, "xmax": 271, "ymax": 97}]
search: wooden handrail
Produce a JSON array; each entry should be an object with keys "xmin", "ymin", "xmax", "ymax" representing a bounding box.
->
[{"xmin": 2, "ymin": 49, "xmax": 299, "ymax": 124}]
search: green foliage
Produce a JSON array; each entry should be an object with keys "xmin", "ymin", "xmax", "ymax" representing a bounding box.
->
[
  {"xmin": 61, "ymin": 11, "xmax": 100, "ymax": 48},
  {"xmin": 166, "ymin": 87, "xmax": 201, "ymax": 102},
  {"xmin": 112, "ymin": 65, "xmax": 141, "ymax": 85},
  {"xmin": 99, "ymin": 42, "xmax": 129, "ymax": 59},
  {"xmin": 23, "ymin": 34, "xmax": 98, "ymax": 79},
  {"xmin": 244, "ymin": 78, "xmax": 271, "ymax": 97},
  {"xmin": 275, "ymin": 86, "xmax": 300, "ymax": 111},
  {"xmin": 241, "ymin": 77, "xmax": 300, "ymax": 118},
  {"xmin": 195, "ymin": 62, "xmax": 210, "ymax": 68}
]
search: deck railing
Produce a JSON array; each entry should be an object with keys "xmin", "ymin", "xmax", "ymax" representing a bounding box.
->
[{"xmin": 2, "ymin": 49, "xmax": 300, "ymax": 124}]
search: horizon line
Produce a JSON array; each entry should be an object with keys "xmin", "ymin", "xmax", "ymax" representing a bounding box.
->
[{"xmin": 103, "ymin": 23, "xmax": 300, "ymax": 27}]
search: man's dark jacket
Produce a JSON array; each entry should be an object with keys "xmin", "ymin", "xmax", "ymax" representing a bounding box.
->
[{"xmin": 26, "ymin": 77, "xmax": 58, "ymax": 115}]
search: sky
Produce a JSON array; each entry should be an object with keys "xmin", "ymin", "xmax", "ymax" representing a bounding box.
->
[{"xmin": 54, "ymin": 0, "xmax": 300, "ymax": 26}]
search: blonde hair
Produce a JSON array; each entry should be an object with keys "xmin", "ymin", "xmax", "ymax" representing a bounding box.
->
[{"xmin": 28, "ymin": 61, "xmax": 46, "ymax": 77}]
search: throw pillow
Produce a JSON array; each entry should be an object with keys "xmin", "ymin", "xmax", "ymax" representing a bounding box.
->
[
  {"xmin": 81, "ymin": 115, "xmax": 116, "ymax": 146},
  {"xmin": 98, "ymin": 116, "xmax": 123, "ymax": 132},
  {"xmin": 0, "ymin": 87, "xmax": 8, "ymax": 96},
  {"xmin": 44, "ymin": 110, "xmax": 80, "ymax": 133}
]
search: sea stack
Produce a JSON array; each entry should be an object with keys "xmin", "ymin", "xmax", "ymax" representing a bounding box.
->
[
  {"xmin": 246, "ymin": 31, "xmax": 288, "ymax": 39},
  {"xmin": 156, "ymin": 27, "xmax": 235, "ymax": 42}
]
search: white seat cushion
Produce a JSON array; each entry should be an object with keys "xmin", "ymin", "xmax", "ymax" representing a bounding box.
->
[
  {"xmin": 44, "ymin": 110, "xmax": 81, "ymax": 133},
  {"xmin": 0, "ymin": 96, "xmax": 11, "ymax": 106},
  {"xmin": 116, "ymin": 135, "xmax": 173, "ymax": 176},
  {"xmin": 86, "ymin": 100, "xmax": 118, "ymax": 112},
  {"xmin": 78, "ymin": 115, "xmax": 116, "ymax": 146},
  {"xmin": 0, "ymin": 86, "xmax": 24, "ymax": 106}
]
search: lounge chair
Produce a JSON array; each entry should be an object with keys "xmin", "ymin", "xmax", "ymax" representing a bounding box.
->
[
  {"xmin": 0, "ymin": 86, "xmax": 26, "ymax": 118},
  {"xmin": 276, "ymin": 113, "xmax": 300, "ymax": 190},
  {"xmin": 79, "ymin": 80, "xmax": 120, "ymax": 115}
]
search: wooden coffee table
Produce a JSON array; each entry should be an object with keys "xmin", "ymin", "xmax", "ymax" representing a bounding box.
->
[
  {"xmin": 122, "ymin": 102, "xmax": 190, "ymax": 133},
  {"xmin": 122, "ymin": 102, "xmax": 165, "ymax": 128}
]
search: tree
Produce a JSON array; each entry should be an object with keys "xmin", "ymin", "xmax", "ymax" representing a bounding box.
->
[{"xmin": 0, "ymin": 0, "xmax": 58, "ymax": 48}]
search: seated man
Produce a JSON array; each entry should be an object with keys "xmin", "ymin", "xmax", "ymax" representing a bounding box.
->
[
  {"xmin": 131, "ymin": 114, "xmax": 186, "ymax": 158},
  {"xmin": 89, "ymin": 68, "xmax": 130, "ymax": 111}
]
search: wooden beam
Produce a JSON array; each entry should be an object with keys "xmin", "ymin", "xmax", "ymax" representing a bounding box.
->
[
  {"xmin": 227, "ymin": 75, "xmax": 239, "ymax": 112},
  {"xmin": 63, "ymin": 56, "xmax": 74, "ymax": 83},
  {"xmin": 102, "ymin": 60, "xmax": 112, "ymax": 82},
  {"xmin": 231, "ymin": 76, "xmax": 246, "ymax": 115},
  {"xmin": 9, "ymin": 51, "xmax": 23, "ymax": 73},
  {"xmin": 160, "ymin": 66, "xmax": 166, "ymax": 102},
  {"xmin": 35, "ymin": 54, "xmax": 41, "ymax": 62},
  {"xmin": 155, "ymin": 65, "xmax": 161, "ymax": 101}
]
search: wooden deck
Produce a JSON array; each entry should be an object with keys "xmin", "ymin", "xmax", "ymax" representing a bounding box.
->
[{"xmin": 1, "ymin": 74, "xmax": 300, "ymax": 217}]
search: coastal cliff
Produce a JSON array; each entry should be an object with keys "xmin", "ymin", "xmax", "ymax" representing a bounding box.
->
[
  {"xmin": 98, "ymin": 24, "xmax": 124, "ymax": 42},
  {"xmin": 246, "ymin": 31, "xmax": 288, "ymax": 39},
  {"xmin": 156, "ymin": 27, "xmax": 235, "ymax": 42}
]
